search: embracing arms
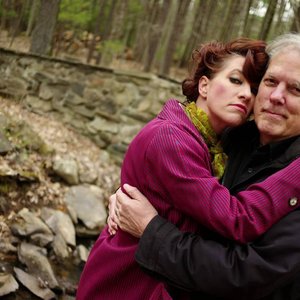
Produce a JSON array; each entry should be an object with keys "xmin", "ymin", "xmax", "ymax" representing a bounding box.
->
[
  {"xmin": 146, "ymin": 126, "xmax": 300, "ymax": 242},
  {"xmin": 112, "ymin": 185, "xmax": 300, "ymax": 299}
]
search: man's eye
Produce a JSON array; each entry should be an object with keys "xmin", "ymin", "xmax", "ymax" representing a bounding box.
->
[
  {"xmin": 290, "ymin": 86, "xmax": 300, "ymax": 96},
  {"xmin": 230, "ymin": 77, "xmax": 242, "ymax": 84},
  {"xmin": 264, "ymin": 78, "xmax": 276, "ymax": 86}
]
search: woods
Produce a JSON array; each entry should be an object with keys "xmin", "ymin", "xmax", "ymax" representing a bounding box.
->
[{"xmin": 0, "ymin": 0, "xmax": 300, "ymax": 76}]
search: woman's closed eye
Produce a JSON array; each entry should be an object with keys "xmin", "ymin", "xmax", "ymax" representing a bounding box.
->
[{"xmin": 230, "ymin": 77, "xmax": 242, "ymax": 85}]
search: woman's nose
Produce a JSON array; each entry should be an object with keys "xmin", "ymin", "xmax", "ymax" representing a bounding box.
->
[{"xmin": 239, "ymin": 83, "xmax": 252, "ymax": 101}]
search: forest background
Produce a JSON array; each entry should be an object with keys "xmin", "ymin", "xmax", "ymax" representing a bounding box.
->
[{"xmin": 1, "ymin": 0, "xmax": 300, "ymax": 81}]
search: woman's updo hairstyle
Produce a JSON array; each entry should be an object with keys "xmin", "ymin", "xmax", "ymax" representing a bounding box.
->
[{"xmin": 182, "ymin": 38, "xmax": 269, "ymax": 102}]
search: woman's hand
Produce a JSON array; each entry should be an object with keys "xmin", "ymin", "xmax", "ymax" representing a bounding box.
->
[
  {"xmin": 107, "ymin": 190, "xmax": 119, "ymax": 235},
  {"xmin": 115, "ymin": 184, "xmax": 158, "ymax": 238}
]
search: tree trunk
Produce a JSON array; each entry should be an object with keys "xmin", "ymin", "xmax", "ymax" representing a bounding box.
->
[
  {"xmin": 143, "ymin": 0, "xmax": 171, "ymax": 72},
  {"xmin": 259, "ymin": 0, "xmax": 278, "ymax": 40},
  {"xmin": 9, "ymin": 0, "xmax": 27, "ymax": 47},
  {"xmin": 87, "ymin": 0, "xmax": 105, "ymax": 64},
  {"xmin": 101, "ymin": 0, "xmax": 118, "ymax": 41},
  {"xmin": 159, "ymin": 0, "xmax": 191, "ymax": 76},
  {"xmin": 110, "ymin": 0, "xmax": 129, "ymax": 40},
  {"xmin": 201, "ymin": 0, "xmax": 222, "ymax": 41},
  {"xmin": 133, "ymin": 0, "xmax": 153, "ymax": 63},
  {"xmin": 179, "ymin": 0, "xmax": 203, "ymax": 68},
  {"xmin": 30, "ymin": 0, "xmax": 60, "ymax": 55},
  {"xmin": 241, "ymin": 0, "xmax": 254, "ymax": 36},
  {"xmin": 219, "ymin": 0, "xmax": 245, "ymax": 41},
  {"xmin": 1, "ymin": 0, "xmax": 14, "ymax": 31},
  {"xmin": 26, "ymin": 0, "xmax": 40, "ymax": 36},
  {"xmin": 274, "ymin": 0, "xmax": 287, "ymax": 34},
  {"xmin": 290, "ymin": 0, "xmax": 300, "ymax": 32},
  {"xmin": 242, "ymin": 0, "xmax": 257, "ymax": 37}
]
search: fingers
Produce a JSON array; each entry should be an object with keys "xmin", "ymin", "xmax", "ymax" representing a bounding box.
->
[
  {"xmin": 116, "ymin": 188, "xmax": 132, "ymax": 207},
  {"xmin": 108, "ymin": 194, "xmax": 116, "ymax": 212},
  {"xmin": 123, "ymin": 184, "xmax": 147, "ymax": 202},
  {"xmin": 107, "ymin": 216, "xmax": 118, "ymax": 235},
  {"xmin": 107, "ymin": 193, "xmax": 118, "ymax": 235}
]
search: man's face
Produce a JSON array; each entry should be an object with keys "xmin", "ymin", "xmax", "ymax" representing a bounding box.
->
[{"xmin": 254, "ymin": 49, "xmax": 300, "ymax": 145}]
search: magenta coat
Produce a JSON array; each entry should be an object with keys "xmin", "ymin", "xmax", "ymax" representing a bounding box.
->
[{"xmin": 77, "ymin": 100, "xmax": 300, "ymax": 299}]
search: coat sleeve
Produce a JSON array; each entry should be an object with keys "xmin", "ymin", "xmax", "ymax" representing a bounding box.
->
[
  {"xmin": 136, "ymin": 212, "xmax": 300, "ymax": 299},
  {"xmin": 147, "ymin": 124, "xmax": 300, "ymax": 243}
]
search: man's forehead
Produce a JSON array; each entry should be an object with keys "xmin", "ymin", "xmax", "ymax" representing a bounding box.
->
[{"xmin": 267, "ymin": 51, "xmax": 300, "ymax": 81}]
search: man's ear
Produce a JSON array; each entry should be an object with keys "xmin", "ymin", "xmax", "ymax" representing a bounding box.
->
[{"xmin": 198, "ymin": 76, "xmax": 209, "ymax": 99}]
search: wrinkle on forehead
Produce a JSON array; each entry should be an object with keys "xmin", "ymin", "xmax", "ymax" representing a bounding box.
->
[{"xmin": 267, "ymin": 50, "xmax": 300, "ymax": 83}]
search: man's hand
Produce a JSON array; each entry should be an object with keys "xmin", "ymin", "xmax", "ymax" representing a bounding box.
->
[{"xmin": 115, "ymin": 184, "xmax": 158, "ymax": 238}]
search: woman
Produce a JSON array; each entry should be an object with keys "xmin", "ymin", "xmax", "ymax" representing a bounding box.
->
[{"xmin": 77, "ymin": 38, "xmax": 300, "ymax": 300}]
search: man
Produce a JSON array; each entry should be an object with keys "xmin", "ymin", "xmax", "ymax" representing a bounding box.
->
[{"xmin": 113, "ymin": 33, "xmax": 300, "ymax": 299}]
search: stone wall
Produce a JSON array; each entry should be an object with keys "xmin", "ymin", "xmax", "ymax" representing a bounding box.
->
[{"xmin": 0, "ymin": 48, "xmax": 183, "ymax": 163}]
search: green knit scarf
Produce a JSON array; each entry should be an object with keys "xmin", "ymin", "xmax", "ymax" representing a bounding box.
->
[{"xmin": 185, "ymin": 101, "xmax": 227, "ymax": 179}]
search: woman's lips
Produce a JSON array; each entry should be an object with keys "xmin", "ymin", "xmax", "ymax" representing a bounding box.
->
[{"xmin": 230, "ymin": 104, "xmax": 247, "ymax": 115}]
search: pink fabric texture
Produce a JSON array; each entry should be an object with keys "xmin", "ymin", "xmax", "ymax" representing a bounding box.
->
[{"xmin": 77, "ymin": 100, "xmax": 300, "ymax": 300}]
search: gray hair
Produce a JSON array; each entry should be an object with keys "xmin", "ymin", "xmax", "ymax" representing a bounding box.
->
[{"xmin": 267, "ymin": 33, "xmax": 300, "ymax": 58}]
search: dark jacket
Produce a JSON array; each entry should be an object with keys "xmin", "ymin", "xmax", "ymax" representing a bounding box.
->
[{"xmin": 135, "ymin": 121, "xmax": 300, "ymax": 300}]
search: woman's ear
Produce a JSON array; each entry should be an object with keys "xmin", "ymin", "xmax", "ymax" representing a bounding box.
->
[{"xmin": 198, "ymin": 76, "xmax": 209, "ymax": 99}]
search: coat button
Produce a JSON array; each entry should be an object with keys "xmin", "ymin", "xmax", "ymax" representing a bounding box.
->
[{"xmin": 289, "ymin": 197, "xmax": 298, "ymax": 207}]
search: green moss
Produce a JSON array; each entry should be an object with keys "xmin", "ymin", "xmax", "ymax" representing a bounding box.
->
[{"xmin": 3, "ymin": 118, "xmax": 53, "ymax": 155}]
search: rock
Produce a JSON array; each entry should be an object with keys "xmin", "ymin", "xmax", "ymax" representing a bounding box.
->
[
  {"xmin": 86, "ymin": 117, "xmax": 119, "ymax": 134},
  {"xmin": 75, "ymin": 244, "xmax": 89, "ymax": 263},
  {"xmin": 78, "ymin": 158, "xmax": 98, "ymax": 184},
  {"xmin": 25, "ymin": 95, "xmax": 53, "ymax": 112},
  {"xmin": 0, "ymin": 273, "xmax": 19, "ymax": 297},
  {"xmin": 52, "ymin": 233, "xmax": 69, "ymax": 259},
  {"xmin": 63, "ymin": 90, "xmax": 85, "ymax": 105},
  {"xmin": 39, "ymin": 83, "xmax": 54, "ymax": 100},
  {"xmin": 18, "ymin": 242, "xmax": 59, "ymax": 289},
  {"xmin": 70, "ymin": 82, "xmax": 85, "ymax": 97},
  {"xmin": 65, "ymin": 185, "xmax": 107, "ymax": 230},
  {"xmin": 0, "ymin": 241, "xmax": 17, "ymax": 253},
  {"xmin": 11, "ymin": 208, "xmax": 53, "ymax": 245},
  {"xmin": 52, "ymin": 155, "xmax": 79, "ymax": 185},
  {"xmin": 72, "ymin": 105, "xmax": 95, "ymax": 119},
  {"xmin": 119, "ymin": 124, "xmax": 142, "ymax": 144},
  {"xmin": 41, "ymin": 208, "xmax": 76, "ymax": 247},
  {"xmin": 14, "ymin": 267, "xmax": 56, "ymax": 300},
  {"xmin": 0, "ymin": 132, "xmax": 13, "ymax": 154},
  {"xmin": 30, "ymin": 233, "xmax": 54, "ymax": 248}
]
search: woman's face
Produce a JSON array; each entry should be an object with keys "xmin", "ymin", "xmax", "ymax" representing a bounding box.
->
[{"xmin": 197, "ymin": 55, "xmax": 255, "ymax": 134}]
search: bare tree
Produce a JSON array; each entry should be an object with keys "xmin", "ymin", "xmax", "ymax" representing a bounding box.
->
[
  {"xmin": 30, "ymin": 0, "xmax": 60, "ymax": 55},
  {"xmin": 26, "ymin": 0, "xmax": 40, "ymax": 36},
  {"xmin": 86, "ymin": 0, "xmax": 105, "ymax": 64},
  {"xmin": 159, "ymin": 0, "xmax": 191, "ymax": 76},
  {"xmin": 219, "ymin": 0, "xmax": 246, "ymax": 41},
  {"xmin": 290, "ymin": 0, "xmax": 300, "ymax": 32},
  {"xmin": 273, "ymin": 0, "xmax": 288, "ymax": 35},
  {"xmin": 110, "ymin": 0, "xmax": 129, "ymax": 40},
  {"xmin": 242, "ymin": 0, "xmax": 254, "ymax": 36},
  {"xmin": 143, "ymin": 0, "xmax": 171, "ymax": 72},
  {"xmin": 259, "ymin": 0, "xmax": 278, "ymax": 40},
  {"xmin": 133, "ymin": 0, "xmax": 154, "ymax": 63},
  {"xmin": 179, "ymin": 0, "xmax": 212, "ymax": 68},
  {"xmin": 9, "ymin": 0, "xmax": 31, "ymax": 46}
]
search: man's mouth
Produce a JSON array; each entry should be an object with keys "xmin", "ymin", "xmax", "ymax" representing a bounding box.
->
[{"xmin": 263, "ymin": 109, "xmax": 287, "ymax": 119}]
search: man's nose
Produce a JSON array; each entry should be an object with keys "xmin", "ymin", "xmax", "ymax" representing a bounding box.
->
[{"xmin": 270, "ymin": 83, "xmax": 286, "ymax": 104}]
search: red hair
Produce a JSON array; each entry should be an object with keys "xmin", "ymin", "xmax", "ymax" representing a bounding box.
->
[{"xmin": 182, "ymin": 38, "xmax": 269, "ymax": 101}]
